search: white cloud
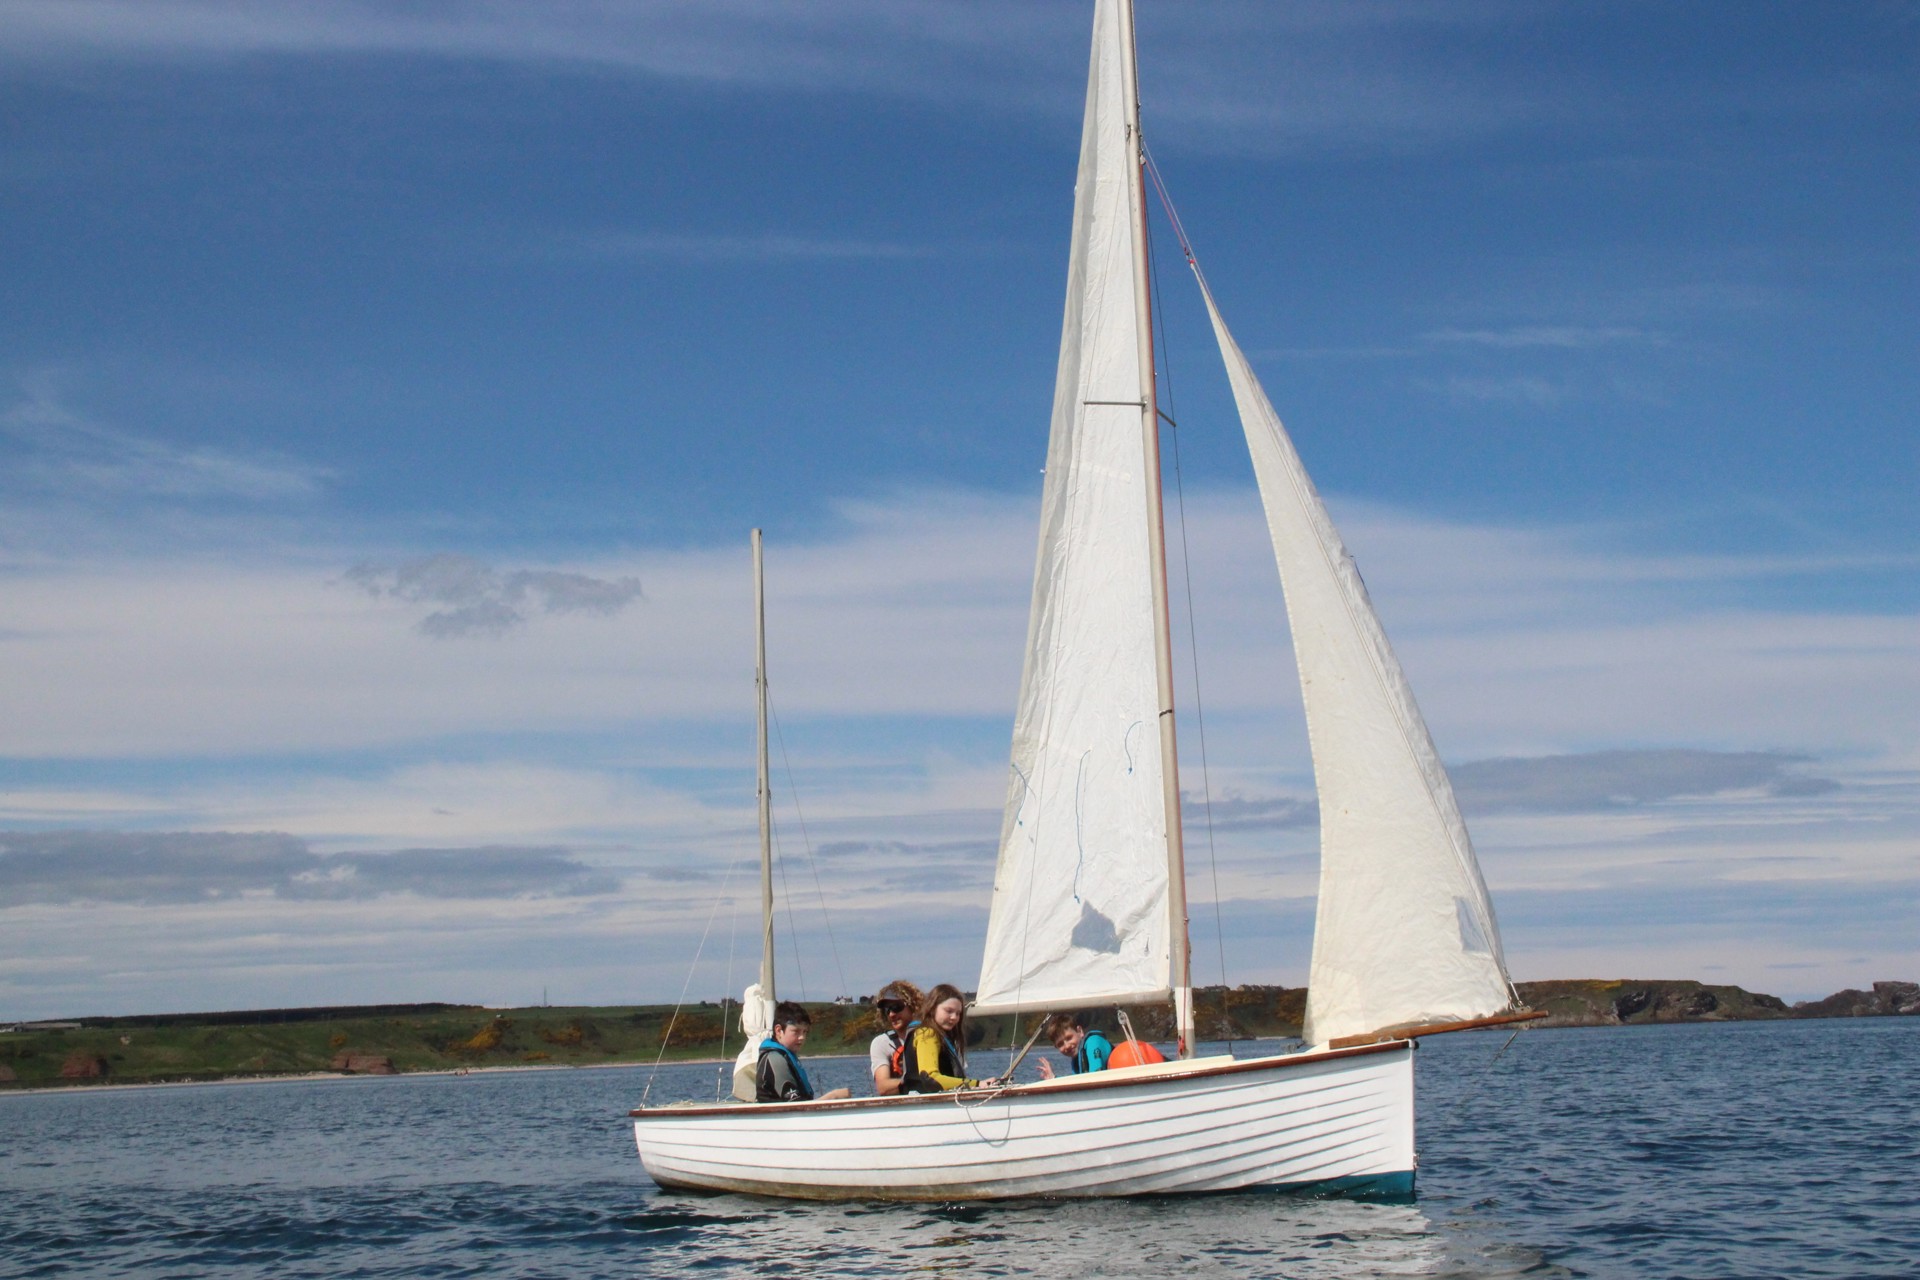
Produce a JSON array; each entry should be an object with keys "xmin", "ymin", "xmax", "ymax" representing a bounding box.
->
[
  {"xmin": 0, "ymin": 830, "xmax": 618, "ymax": 905},
  {"xmin": 344, "ymin": 554, "xmax": 644, "ymax": 638},
  {"xmin": 1, "ymin": 487, "xmax": 1916, "ymax": 1013},
  {"xmin": 1450, "ymin": 750, "xmax": 1839, "ymax": 814},
  {"xmin": 2, "ymin": 486, "xmax": 1915, "ymax": 764}
]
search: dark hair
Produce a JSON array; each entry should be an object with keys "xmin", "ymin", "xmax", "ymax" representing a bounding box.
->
[
  {"xmin": 1041, "ymin": 1012, "xmax": 1084, "ymax": 1039},
  {"xmin": 772, "ymin": 1000, "xmax": 810, "ymax": 1030}
]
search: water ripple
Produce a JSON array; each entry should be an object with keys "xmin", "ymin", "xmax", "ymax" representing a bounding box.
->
[{"xmin": 1, "ymin": 1019, "xmax": 1915, "ymax": 1278}]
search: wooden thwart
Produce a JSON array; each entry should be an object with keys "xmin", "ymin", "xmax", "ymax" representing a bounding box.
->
[{"xmin": 1328, "ymin": 1009, "xmax": 1547, "ymax": 1050}]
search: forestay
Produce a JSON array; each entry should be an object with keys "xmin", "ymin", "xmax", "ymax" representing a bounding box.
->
[
  {"xmin": 974, "ymin": 0, "xmax": 1171, "ymax": 1017},
  {"xmin": 1193, "ymin": 285, "xmax": 1517, "ymax": 1047}
]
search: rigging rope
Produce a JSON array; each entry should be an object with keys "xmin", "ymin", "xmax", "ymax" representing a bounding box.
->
[
  {"xmin": 1427, "ymin": 1026, "xmax": 1527, "ymax": 1139},
  {"xmin": 716, "ymin": 847, "xmax": 742, "ymax": 1101},
  {"xmin": 640, "ymin": 850, "xmax": 744, "ymax": 1107},
  {"xmin": 1147, "ymin": 143, "xmax": 1515, "ymax": 1015},
  {"xmin": 1143, "ymin": 146, "xmax": 1234, "ymax": 1050},
  {"xmin": 769, "ymin": 694, "xmax": 850, "ymax": 998},
  {"xmin": 772, "ymin": 814, "xmax": 808, "ymax": 1000}
]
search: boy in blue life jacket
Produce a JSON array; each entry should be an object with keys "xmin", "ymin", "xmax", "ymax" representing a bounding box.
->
[
  {"xmin": 1036, "ymin": 1012, "xmax": 1114, "ymax": 1079},
  {"xmin": 755, "ymin": 1001, "xmax": 852, "ymax": 1103}
]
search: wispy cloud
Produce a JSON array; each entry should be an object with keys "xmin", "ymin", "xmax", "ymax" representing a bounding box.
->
[
  {"xmin": 0, "ymin": 376, "xmax": 329, "ymax": 503},
  {"xmin": 0, "ymin": 1, "xmax": 1080, "ymax": 101},
  {"xmin": 1432, "ymin": 374, "xmax": 1565, "ymax": 406},
  {"xmin": 547, "ymin": 229, "xmax": 936, "ymax": 264},
  {"xmin": 1451, "ymin": 750, "xmax": 1840, "ymax": 816},
  {"xmin": 10, "ymin": 0, "xmax": 1897, "ymax": 160},
  {"xmin": 1423, "ymin": 325, "xmax": 1663, "ymax": 350},
  {"xmin": 345, "ymin": 554, "xmax": 643, "ymax": 638},
  {"xmin": 1186, "ymin": 792, "xmax": 1319, "ymax": 833},
  {"xmin": 813, "ymin": 837, "xmax": 994, "ymax": 862},
  {"xmin": 1252, "ymin": 344, "xmax": 1419, "ymax": 362},
  {"xmin": 0, "ymin": 830, "xmax": 617, "ymax": 906}
]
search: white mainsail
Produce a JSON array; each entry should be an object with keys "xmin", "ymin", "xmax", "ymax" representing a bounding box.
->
[
  {"xmin": 974, "ymin": 0, "xmax": 1173, "ymax": 1016},
  {"xmin": 1193, "ymin": 284, "xmax": 1516, "ymax": 1047}
]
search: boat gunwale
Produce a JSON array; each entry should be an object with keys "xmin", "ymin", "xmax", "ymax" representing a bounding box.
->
[{"xmin": 629, "ymin": 1039, "xmax": 1408, "ymax": 1119}]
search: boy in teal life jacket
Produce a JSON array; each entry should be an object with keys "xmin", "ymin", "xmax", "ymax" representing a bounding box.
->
[
  {"xmin": 755, "ymin": 1001, "xmax": 852, "ymax": 1103},
  {"xmin": 1036, "ymin": 1012, "xmax": 1113, "ymax": 1079}
]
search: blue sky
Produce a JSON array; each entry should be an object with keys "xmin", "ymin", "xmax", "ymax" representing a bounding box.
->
[{"xmin": 1, "ymin": 1, "xmax": 1915, "ymax": 1019}]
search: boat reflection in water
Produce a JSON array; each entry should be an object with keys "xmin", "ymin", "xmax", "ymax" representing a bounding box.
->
[{"xmin": 638, "ymin": 1187, "xmax": 1453, "ymax": 1277}]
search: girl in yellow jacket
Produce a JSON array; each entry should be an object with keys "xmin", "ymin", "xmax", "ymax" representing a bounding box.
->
[{"xmin": 901, "ymin": 983, "xmax": 981, "ymax": 1092}]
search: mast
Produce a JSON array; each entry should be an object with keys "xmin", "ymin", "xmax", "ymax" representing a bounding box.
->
[
  {"xmin": 1118, "ymin": 0, "xmax": 1194, "ymax": 1058},
  {"xmin": 753, "ymin": 528, "xmax": 776, "ymax": 1001}
]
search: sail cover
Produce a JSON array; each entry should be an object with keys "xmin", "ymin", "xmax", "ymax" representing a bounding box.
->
[
  {"xmin": 974, "ymin": 0, "xmax": 1171, "ymax": 1016},
  {"xmin": 1195, "ymin": 286, "xmax": 1516, "ymax": 1047}
]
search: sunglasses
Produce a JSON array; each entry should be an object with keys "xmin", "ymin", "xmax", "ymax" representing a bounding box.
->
[{"xmin": 876, "ymin": 1000, "xmax": 907, "ymax": 1014}]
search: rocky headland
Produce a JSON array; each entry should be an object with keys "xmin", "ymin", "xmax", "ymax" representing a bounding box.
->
[{"xmin": 1517, "ymin": 978, "xmax": 1920, "ymax": 1028}]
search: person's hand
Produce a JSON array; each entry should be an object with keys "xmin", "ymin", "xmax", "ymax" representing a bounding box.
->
[
  {"xmin": 1036, "ymin": 1057, "xmax": 1056, "ymax": 1079},
  {"xmin": 821, "ymin": 1087, "xmax": 852, "ymax": 1100}
]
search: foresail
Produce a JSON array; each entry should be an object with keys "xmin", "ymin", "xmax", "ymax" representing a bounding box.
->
[
  {"xmin": 1195, "ymin": 287, "xmax": 1516, "ymax": 1047},
  {"xmin": 974, "ymin": 0, "xmax": 1170, "ymax": 1017}
]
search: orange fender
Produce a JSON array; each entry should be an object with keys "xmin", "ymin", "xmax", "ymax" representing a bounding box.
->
[{"xmin": 1106, "ymin": 1039, "xmax": 1166, "ymax": 1069}]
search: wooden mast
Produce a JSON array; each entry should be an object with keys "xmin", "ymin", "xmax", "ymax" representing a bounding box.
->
[
  {"xmin": 1118, "ymin": 0, "xmax": 1194, "ymax": 1058},
  {"xmin": 753, "ymin": 528, "xmax": 775, "ymax": 1002}
]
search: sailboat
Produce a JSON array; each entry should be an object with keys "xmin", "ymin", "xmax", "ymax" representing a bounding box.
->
[{"xmin": 631, "ymin": 0, "xmax": 1534, "ymax": 1200}]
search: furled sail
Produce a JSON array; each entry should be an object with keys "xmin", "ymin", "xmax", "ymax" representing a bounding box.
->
[
  {"xmin": 729, "ymin": 982, "xmax": 773, "ymax": 1102},
  {"xmin": 1194, "ymin": 284, "xmax": 1517, "ymax": 1047},
  {"xmin": 974, "ymin": 0, "xmax": 1170, "ymax": 1016}
]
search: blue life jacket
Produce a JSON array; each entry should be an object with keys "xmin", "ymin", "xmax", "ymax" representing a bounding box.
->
[
  {"xmin": 758, "ymin": 1037, "xmax": 814, "ymax": 1100},
  {"xmin": 1075, "ymin": 1029, "xmax": 1114, "ymax": 1075}
]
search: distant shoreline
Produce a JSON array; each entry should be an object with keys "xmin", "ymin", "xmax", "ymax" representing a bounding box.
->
[
  {"xmin": 10, "ymin": 1016, "xmax": 1920, "ymax": 1100},
  {"xmin": 0, "ymin": 1055, "xmax": 740, "ymax": 1099},
  {"xmin": 4, "ymin": 979, "xmax": 1914, "ymax": 1093}
]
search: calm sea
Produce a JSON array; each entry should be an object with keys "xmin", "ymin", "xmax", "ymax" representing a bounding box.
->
[{"xmin": 2, "ymin": 1018, "xmax": 1914, "ymax": 1279}]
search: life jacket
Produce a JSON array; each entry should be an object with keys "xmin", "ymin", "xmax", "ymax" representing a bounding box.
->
[
  {"xmin": 1075, "ymin": 1029, "xmax": 1114, "ymax": 1075},
  {"xmin": 757, "ymin": 1037, "xmax": 813, "ymax": 1102},
  {"xmin": 885, "ymin": 1020, "xmax": 920, "ymax": 1082},
  {"xmin": 900, "ymin": 1024, "xmax": 966, "ymax": 1094}
]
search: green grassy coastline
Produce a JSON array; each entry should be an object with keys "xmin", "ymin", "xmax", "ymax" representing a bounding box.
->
[{"xmin": 4, "ymin": 977, "xmax": 1913, "ymax": 1090}]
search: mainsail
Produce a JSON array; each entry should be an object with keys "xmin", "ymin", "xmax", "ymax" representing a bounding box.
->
[
  {"xmin": 974, "ymin": 0, "xmax": 1174, "ymax": 1016},
  {"xmin": 1193, "ymin": 284, "xmax": 1516, "ymax": 1047}
]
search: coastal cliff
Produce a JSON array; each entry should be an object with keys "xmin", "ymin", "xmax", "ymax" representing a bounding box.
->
[{"xmin": 1517, "ymin": 978, "xmax": 1920, "ymax": 1028}]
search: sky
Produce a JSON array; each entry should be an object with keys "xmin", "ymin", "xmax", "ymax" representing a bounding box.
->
[{"xmin": 1, "ymin": 0, "xmax": 1915, "ymax": 1020}]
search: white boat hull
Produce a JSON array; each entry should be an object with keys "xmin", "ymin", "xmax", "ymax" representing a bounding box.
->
[{"xmin": 632, "ymin": 1041, "xmax": 1414, "ymax": 1201}]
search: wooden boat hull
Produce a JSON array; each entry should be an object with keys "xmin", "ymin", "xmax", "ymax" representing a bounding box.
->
[{"xmin": 631, "ymin": 1041, "xmax": 1414, "ymax": 1200}]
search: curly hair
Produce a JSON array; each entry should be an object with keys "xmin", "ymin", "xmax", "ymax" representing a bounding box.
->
[{"xmin": 871, "ymin": 979, "xmax": 925, "ymax": 1032}]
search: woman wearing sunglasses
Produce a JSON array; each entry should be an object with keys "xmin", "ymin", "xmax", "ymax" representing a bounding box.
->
[{"xmin": 867, "ymin": 980, "xmax": 924, "ymax": 1096}]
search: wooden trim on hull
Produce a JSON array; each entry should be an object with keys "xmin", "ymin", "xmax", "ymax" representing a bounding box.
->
[
  {"xmin": 1327, "ymin": 1009, "xmax": 1547, "ymax": 1049},
  {"xmin": 630, "ymin": 1039, "xmax": 1406, "ymax": 1119}
]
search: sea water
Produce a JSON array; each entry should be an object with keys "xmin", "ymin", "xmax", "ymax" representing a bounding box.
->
[{"xmin": 2, "ymin": 1017, "xmax": 1914, "ymax": 1278}]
